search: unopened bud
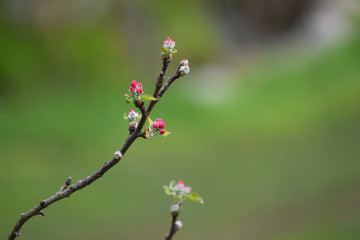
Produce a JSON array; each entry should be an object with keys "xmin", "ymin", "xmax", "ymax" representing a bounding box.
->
[
  {"xmin": 158, "ymin": 122, "xmax": 165, "ymax": 129},
  {"xmin": 160, "ymin": 129, "xmax": 166, "ymax": 135},
  {"xmin": 131, "ymin": 80, "xmax": 137, "ymax": 88},
  {"xmin": 175, "ymin": 220, "xmax": 183, "ymax": 231},
  {"xmin": 114, "ymin": 151, "xmax": 122, "ymax": 160},
  {"xmin": 170, "ymin": 203, "xmax": 180, "ymax": 213},
  {"xmin": 136, "ymin": 88, "xmax": 143, "ymax": 94}
]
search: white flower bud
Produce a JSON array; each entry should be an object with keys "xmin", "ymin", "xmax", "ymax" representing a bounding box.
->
[{"xmin": 175, "ymin": 220, "xmax": 183, "ymax": 230}]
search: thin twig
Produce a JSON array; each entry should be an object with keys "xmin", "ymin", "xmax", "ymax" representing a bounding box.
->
[
  {"xmin": 7, "ymin": 55, "xmax": 185, "ymax": 240},
  {"xmin": 165, "ymin": 213, "xmax": 179, "ymax": 240}
]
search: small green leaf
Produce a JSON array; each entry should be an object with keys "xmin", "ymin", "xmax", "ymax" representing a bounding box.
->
[
  {"xmin": 185, "ymin": 192, "xmax": 204, "ymax": 204},
  {"xmin": 163, "ymin": 186, "xmax": 173, "ymax": 196},
  {"xmin": 169, "ymin": 180, "xmax": 176, "ymax": 188},
  {"xmin": 147, "ymin": 117, "xmax": 154, "ymax": 127},
  {"xmin": 171, "ymin": 49, "xmax": 177, "ymax": 54},
  {"xmin": 124, "ymin": 94, "xmax": 132, "ymax": 104},
  {"xmin": 123, "ymin": 113, "xmax": 128, "ymax": 120},
  {"xmin": 162, "ymin": 129, "xmax": 171, "ymax": 137},
  {"xmin": 141, "ymin": 94, "xmax": 158, "ymax": 101}
]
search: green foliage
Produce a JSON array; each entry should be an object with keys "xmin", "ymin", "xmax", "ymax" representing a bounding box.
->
[{"xmin": 141, "ymin": 94, "xmax": 158, "ymax": 101}]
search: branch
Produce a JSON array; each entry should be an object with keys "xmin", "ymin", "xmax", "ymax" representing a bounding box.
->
[
  {"xmin": 8, "ymin": 39, "xmax": 188, "ymax": 240},
  {"xmin": 7, "ymin": 62, "xmax": 179, "ymax": 240},
  {"xmin": 165, "ymin": 212, "xmax": 179, "ymax": 240}
]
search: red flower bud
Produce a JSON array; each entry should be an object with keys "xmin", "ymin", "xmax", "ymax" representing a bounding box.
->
[
  {"xmin": 158, "ymin": 122, "xmax": 165, "ymax": 129},
  {"xmin": 131, "ymin": 80, "xmax": 137, "ymax": 88},
  {"xmin": 178, "ymin": 180, "xmax": 183, "ymax": 185},
  {"xmin": 130, "ymin": 109, "xmax": 134, "ymax": 113},
  {"xmin": 129, "ymin": 87, "xmax": 135, "ymax": 92},
  {"xmin": 137, "ymin": 83, "xmax": 142, "ymax": 88},
  {"xmin": 162, "ymin": 41, "xmax": 165, "ymax": 44},
  {"xmin": 136, "ymin": 88, "xmax": 143, "ymax": 94},
  {"xmin": 156, "ymin": 118, "xmax": 163, "ymax": 123},
  {"xmin": 152, "ymin": 123, "xmax": 158, "ymax": 129},
  {"xmin": 160, "ymin": 129, "xmax": 165, "ymax": 135},
  {"xmin": 166, "ymin": 37, "xmax": 171, "ymax": 42}
]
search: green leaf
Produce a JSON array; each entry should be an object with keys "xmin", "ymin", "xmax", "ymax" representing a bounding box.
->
[
  {"xmin": 141, "ymin": 94, "xmax": 158, "ymax": 101},
  {"xmin": 124, "ymin": 94, "xmax": 132, "ymax": 104},
  {"xmin": 123, "ymin": 113, "xmax": 128, "ymax": 120},
  {"xmin": 162, "ymin": 129, "xmax": 171, "ymax": 137},
  {"xmin": 171, "ymin": 49, "xmax": 177, "ymax": 54},
  {"xmin": 185, "ymin": 192, "xmax": 204, "ymax": 204},
  {"xmin": 163, "ymin": 186, "xmax": 173, "ymax": 196},
  {"xmin": 169, "ymin": 180, "xmax": 176, "ymax": 188},
  {"xmin": 147, "ymin": 117, "xmax": 153, "ymax": 127}
]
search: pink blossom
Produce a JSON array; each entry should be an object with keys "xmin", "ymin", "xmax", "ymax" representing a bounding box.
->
[
  {"xmin": 166, "ymin": 37, "xmax": 171, "ymax": 42},
  {"xmin": 160, "ymin": 129, "xmax": 165, "ymax": 135},
  {"xmin": 152, "ymin": 123, "xmax": 158, "ymax": 129},
  {"xmin": 136, "ymin": 88, "xmax": 143, "ymax": 94},
  {"xmin": 137, "ymin": 83, "xmax": 142, "ymax": 88},
  {"xmin": 156, "ymin": 118, "xmax": 163, "ymax": 123},
  {"xmin": 130, "ymin": 109, "xmax": 134, "ymax": 113},
  {"xmin": 158, "ymin": 122, "xmax": 165, "ymax": 129},
  {"xmin": 131, "ymin": 80, "xmax": 137, "ymax": 88},
  {"xmin": 129, "ymin": 87, "xmax": 135, "ymax": 92}
]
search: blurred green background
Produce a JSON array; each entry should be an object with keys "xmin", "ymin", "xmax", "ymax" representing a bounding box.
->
[{"xmin": 1, "ymin": 0, "xmax": 360, "ymax": 239}]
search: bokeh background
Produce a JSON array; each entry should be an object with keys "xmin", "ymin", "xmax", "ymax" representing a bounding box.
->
[{"xmin": 1, "ymin": 0, "xmax": 360, "ymax": 239}]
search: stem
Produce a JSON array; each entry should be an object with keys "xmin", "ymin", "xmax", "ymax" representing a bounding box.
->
[{"xmin": 165, "ymin": 213, "xmax": 179, "ymax": 240}]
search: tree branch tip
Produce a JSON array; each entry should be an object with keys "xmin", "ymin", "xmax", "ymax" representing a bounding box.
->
[
  {"xmin": 39, "ymin": 211, "xmax": 45, "ymax": 216},
  {"xmin": 114, "ymin": 151, "xmax": 122, "ymax": 160}
]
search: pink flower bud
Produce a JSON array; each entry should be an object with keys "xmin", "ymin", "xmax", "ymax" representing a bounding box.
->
[
  {"xmin": 178, "ymin": 180, "xmax": 184, "ymax": 185},
  {"xmin": 166, "ymin": 37, "xmax": 171, "ymax": 42},
  {"xmin": 131, "ymin": 80, "xmax": 137, "ymax": 88},
  {"xmin": 156, "ymin": 118, "xmax": 163, "ymax": 123},
  {"xmin": 160, "ymin": 129, "xmax": 165, "ymax": 135},
  {"xmin": 152, "ymin": 123, "xmax": 158, "ymax": 129},
  {"xmin": 162, "ymin": 41, "xmax": 165, "ymax": 44},
  {"xmin": 130, "ymin": 109, "xmax": 134, "ymax": 113},
  {"xmin": 129, "ymin": 87, "xmax": 135, "ymax": 92},
  {"xmin": 136, "ymin": 88, "xmax": 143, "ymax": 94},
  {"xmin": 158, "ymin": 122, "xmax": 165, "ymax": 129},
  {"xmin": 137, "ymin": 83, "xmax": 142, "ymax": 88},
  {"xmin": 186, "ymin": 186, "xmax": 191, "ymax": 191}
]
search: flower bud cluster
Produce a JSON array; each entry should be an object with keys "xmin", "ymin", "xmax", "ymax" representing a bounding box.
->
[
  {"xmin": 129, "ymin": 79, "xmax": 143, "ymax": 101},
  {"xmin": 162, "ymin": 37, "xmax": 176, "ymax": 50},
  {"xmin": 161, "ymin": 37, "xmax": 177, "ymax": 58},
  {"xmin": 164, "ymin": 180, "xmax": 204, "ymax": 205},
  {"xmin": 179, "ymin": 59, "xmax": 190, "ymax": 76},
  {"xmin": 127, "ymin": 109, "xmax": 139, "ymax": 122},
  {"xmin": 147, "ymin": 118, "xmax": 166, "ymax": 138},
  {"xmin": 173, "ymin": 180, "xmax": 192, "ymax": 195},
  {"xmin": 123, "ymin": 109, "xmax": 141, "ymax": 132}
]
